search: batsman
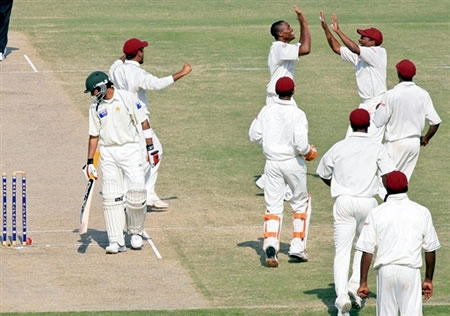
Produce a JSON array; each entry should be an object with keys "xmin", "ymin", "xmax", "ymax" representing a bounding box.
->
[{"xmin": 84, "ymin": 71, "xmax": 157, "ymax": 254}]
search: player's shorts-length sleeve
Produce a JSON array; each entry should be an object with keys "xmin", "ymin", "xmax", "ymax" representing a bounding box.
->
[
  {"xmin": 423, "ymin": 92, "xmax": 442, "ymax": 126},
  {"xmin": 316, "ymin": 147, "xmax": 334, "ymax": 180},
  {"xmin": 422, "ymin": 210, "xmax": 441, "ymax": 252},
  {"xmin": 340, "ymin": 47, "xmax": 358, "ymax": 65},
  {"xmin": 355, "ymin": 211, "xmax": 377, "ymax": 254},
  {"xmin": 88, "ymin": 104, "xmax": 101, "ymax": 137}
]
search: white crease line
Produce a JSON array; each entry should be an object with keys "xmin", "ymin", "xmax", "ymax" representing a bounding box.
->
[
  {"xmin": 23, "ymin": 55, "xmax": 38, "ymax": 72},
  {"xmin": 143, "ymin": 230, "xmax": 162, "ymax": 259}
]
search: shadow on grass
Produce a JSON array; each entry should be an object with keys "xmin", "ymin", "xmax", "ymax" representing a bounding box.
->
[{"xmin": 304, "ymin": 283, "xmax": 372, "ymax": 316}]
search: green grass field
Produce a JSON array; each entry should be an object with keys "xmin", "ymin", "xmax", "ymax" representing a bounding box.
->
[{"xmin": 7, "ymin": 0, "xmax": 450, "ymax": 315}]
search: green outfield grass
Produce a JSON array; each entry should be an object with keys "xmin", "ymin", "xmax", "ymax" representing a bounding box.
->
[{"xmin": 8, "ymin": 0, "xmax": 450, "ymax": 315}]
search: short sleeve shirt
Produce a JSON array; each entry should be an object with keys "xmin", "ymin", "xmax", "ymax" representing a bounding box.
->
[
  {"xmin": 356, "ymin": 193, "xmax": 441, "ymax": 269},
  {"xmin": 88, "ymin": 89, "xmax": 148, "ymax": 146},
  {"xmin": 340, "ymin": 46, "xmax": 387, "ymax": 101},
  {"xmin": 373, "ymin": 82, "xmax": 442, "ymax": 141},
  {"xmin": 316, "ymin": 132, "xmax": 395, "ymax": 198},
  {"xmin": 266, "ymin": 41, "xmax": 300, "ymax": 95}
]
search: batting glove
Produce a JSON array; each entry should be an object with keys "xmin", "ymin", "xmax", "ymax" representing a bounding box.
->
[
  {"xmin": 147, "ymin": 144, "xmax": 160, "ymax": 168},
  {"xmin": 304, "ymin": 144, "xmax": 318, "ymax": 161},
  {"xmin": 82, "ymin": 158, "xmax": 98, "ymax": 180}
]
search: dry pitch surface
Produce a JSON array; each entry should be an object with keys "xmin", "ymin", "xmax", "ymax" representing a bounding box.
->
[{"xmin": 0, "ymin": 32, "xmax": 209, "ymax": 313}]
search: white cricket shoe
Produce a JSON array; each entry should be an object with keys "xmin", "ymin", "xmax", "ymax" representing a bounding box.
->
[
  {"xmin": 147, "ymin": 199, "xmax": 168, "ymax": 209},
  {"xmin": 255, "ymin": 175, "xmax": 265, "ymax": 190},
  {"xmin": 106, "ymin": 242, "xmax": 126, "ymax": 254},
  {"xmin": 0, "ymin": 52, "xmax": 4, "ymax": 61},
  {"xmin": 335, "ymin": 294, "xmax": 352, "ymax": 315},
  {"xmin": 130, "ymin": 234, "xmax": 143, "ymax": 249},
  {"xmin": 349, "ymin": 289, "xmax": 365, "ymax": 309},
  {"xmin": 288, "ymin": 250, "xmax": 308, "ymax": 262}
]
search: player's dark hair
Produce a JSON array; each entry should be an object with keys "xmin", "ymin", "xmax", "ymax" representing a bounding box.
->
[
  {"xmin": 106, "ymin": 81, "xmax": 114, "ymax": 89},
  {"xmin": 126, "ymin": 53, "xmax": 138, "ymax": 60},
  {"xmin": 384, "ymin": 186, "xmax": 408, "ymax": 201},
  {"xmin": 271, "ymin": 21, "xmax": 286, "ymax": 40},
  {"xmin": 351, "ymin": 123, "xmax": 370, "ymax": 131},
  {"xmin": 277, "ymin": 90, "xmax": 294, "ymax": 98},
  {"xmin": 397, "ymin": 72, "xmax": 414, "ymax": 82}
]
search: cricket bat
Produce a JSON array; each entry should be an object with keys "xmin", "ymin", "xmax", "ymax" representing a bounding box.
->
[{"xmin": 79, "ymin": 151, "xmax": 100, "ymax": 234}]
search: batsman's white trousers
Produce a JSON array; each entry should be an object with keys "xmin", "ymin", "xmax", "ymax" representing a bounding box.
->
[
  {"xmin": 263, "ymin": 157, "xmax": 308, "ymax": 252},
  {"xmin": 333, "ymin": 195, "xmax": 378, "ymax": 297},
  {"xmin": 376, "ymin": 265, "xmax": 422, "ymax": 316},
  {"xmin": 101, "ymin": 143, "xmax": 146, "ymax": 192},
  {"xmin": 140, "ymin": 131, "xmax": 163, "ymax": 201}
]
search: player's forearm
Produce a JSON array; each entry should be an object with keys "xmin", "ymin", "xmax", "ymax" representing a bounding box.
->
[
  {"xmin": 336, "ymin": 31, "xmax": 360, "ymax": 55},
  {"xmin": 424, "ymin": 251, "xmax": 436, "ymax": 282},
  {"xmin": 298, "ymin": 17, "xmax": 311, "ymax": 55},
  {"xmin": 87, "ymin": 136, "xmax": 99, "ymax": 161},
  {"xmin": 141, "ymin": 120, "xmax": 154, "ymax": 147},
  {"xmin": 421, "ymin": 124, "xmax": 439, "ymax": 146},
  {"xmin": 360, "ymin": 252, "xmax": 373, "ymax": 286},
  {"xmin": 322, "ymin": 25, "xmax": 341, "ymax": 55}
]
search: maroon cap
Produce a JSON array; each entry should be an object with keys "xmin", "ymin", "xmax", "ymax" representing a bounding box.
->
[
  {"xmin": 385, "ymin": 171, "xmax": 408, "ymax": 192},
  {"xmin": 349, "ymin": 108, "xmax": 370, "ymax": 127},
  {"xmin": 396, "ymin": 59, "xmax": 416, "ymax": 79},
  {"xmin": 123, "ymin": 38, "xmax": 148, "ymax": 55},
  {"xmin": 275, "ymin": 77, "xmax": 295, "ymax": 94},
  {"xmin": 357, "ymin": 28, "xmax": 383, "ymax": 45}
]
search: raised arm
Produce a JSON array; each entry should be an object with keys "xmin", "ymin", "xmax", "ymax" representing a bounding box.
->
[
  {"xmin": 294, "ymin": 6, "xmax": 310, "ymax": 56},
  {"xmin": 319, "ymin": 10, "xmax": 341, "ymax": 55},
  {"xmin": 172, "ymin": 63, "xmax": 192, "ymax": 82},
  {"xmin": 331, "ymin": 13, "xmax": 360, "ymax": 55}
]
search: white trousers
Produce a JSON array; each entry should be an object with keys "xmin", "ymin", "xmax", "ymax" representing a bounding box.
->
[
  {"xmin": 376, "ymin": 265, "xmax": 422, "ymax": 316},
  {"xmin": 263, "ymin": 157, "xmax": 308, "ymax": 252},
  {"xmin": 101, "ymin": 143, "xmax": 146, "ymax": 192},
  {"xmin": 346, "ymin": 96, "xmax": 385, "ymax": 143},
  {"xmin": 100, "ymin": 143, "xmax": 146, "ymax": 244},
  {"xmin": 378, "ymin": 137, "xmax": 420, "ymax": 199},
  {"xmin": 333, "ymin": 195, "xmax": 378, "ymax": 298}
]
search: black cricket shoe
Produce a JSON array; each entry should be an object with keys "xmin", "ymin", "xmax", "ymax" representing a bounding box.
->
[{"xmin": 265, "ymin": 246, "xmax": 279, "ymax": 267}]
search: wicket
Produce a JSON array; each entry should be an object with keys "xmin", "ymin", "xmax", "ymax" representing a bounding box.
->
[{"xmin": 2, "ymin": 171, "xmax": 28, "ymax": 247}]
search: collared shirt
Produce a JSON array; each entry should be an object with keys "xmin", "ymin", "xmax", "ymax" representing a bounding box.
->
[
  {"xmin": 340, "ymin": 46, "xmax": 387, "ymax": 102},
  {"xmin": 356, "ymin": 193, "xmax": 441, "ymax": 269},
  {"xmin": 316, "ymin": 132, "xmax": 395, "ymax": 198},
  {"xmin": 88, "ymin": 89, "xmax": 148, "ymax": 146},
  {"xmin": 249, "ymin": 97, "xmax": 310, "ymax": 161},
  {"xmin": 266, "ymin": 41, "xmax": 301, "ymax": 95},
  {"xmin": 109, "ymin": 59, "xmax": 174, "ymax": 111},
  {"xmin": 373, "ymin": 81, "xmax": 442, "ymax": 142}
]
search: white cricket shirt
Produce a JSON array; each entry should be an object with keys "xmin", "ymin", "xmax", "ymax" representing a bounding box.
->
[
  {"xmin": 109, "ymin": 59, "xmax": 174, "ymax": 110},
  {"xmin": 356, "ymin": 193, "xmax": 441, "ymax": 269},
  {"xmin": 316, "ymin": 132, "xmax": 395, "ymax": 198},
  {"xmin": 373, "ymin": 81, "xmax": 442, "ymax": 142},
  {"xmin": 89, "ymin": 89, "xmax": 148, "ymax": 146},
  {"xmin": 266, "ymin": 41, "xmax": 300, "ymax": 95},
  {"xmin": 249, "ymin": 97, "xmax": 310, "ymax": 161},
  {"xmin": 340, "ymin": 46, "xmax": 387, "ymax": 102}
]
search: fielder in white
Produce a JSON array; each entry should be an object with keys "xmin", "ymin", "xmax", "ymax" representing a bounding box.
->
[
  {"xmin": 316, "ymin": 109, "xmax": 395, "ymax": 316},
  {"xmin": 373, "ymin": 59, "xmax": 441, "ymax": 193},
  {"xmin": 357, "ymin": 171, "xmax": 440, "ymax": 316},
  {"xmin": 109, "ymin": 38, "xmax": 192, "ymax": 209},
  {"xmin": 320, "ymin": 10, "xmax": 387, "ymax": 143},
  {"xmin": 249, "ymin": 77, "xmax": 317, "ymax": 268},
  {"xmin": 256, "ymin": 5, "xmax": 311, "ymax": 196},
  {"xmin": 84, "ymin": 71, "xmax": 157, "ymax": 254}
]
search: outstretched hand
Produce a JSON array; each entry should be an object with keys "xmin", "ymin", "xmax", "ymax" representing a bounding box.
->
[
  {"xmin": 293, "ymin": 5, "xmax": 304, "ymax": 21},
  {"xmin": 331, "ymin": 13, "xmax": 340, "ymax": 32}
]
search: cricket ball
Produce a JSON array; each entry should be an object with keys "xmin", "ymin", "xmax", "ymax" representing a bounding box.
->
[{"xmin": 25, "ymin": 237, "xmax": 32, "ymax": 245}]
